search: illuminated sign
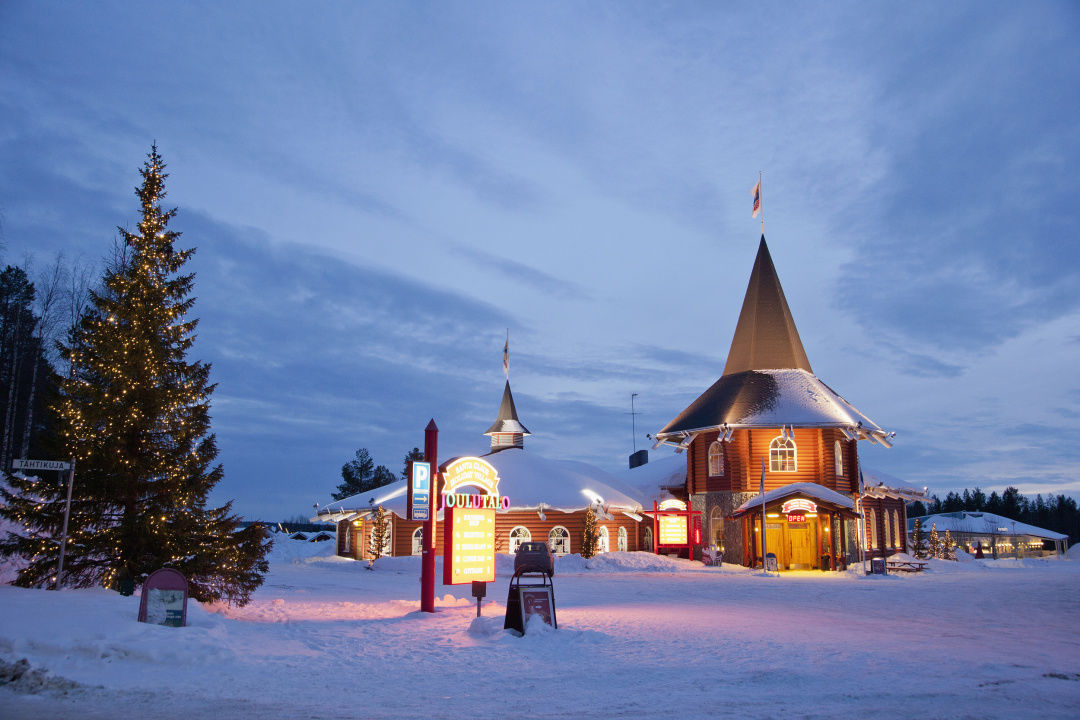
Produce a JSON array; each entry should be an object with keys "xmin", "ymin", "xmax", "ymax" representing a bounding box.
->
[
  {"xmin": 410, "ymin": 462, "xmax": 431, "ymax": 521},
  {"xmin": 442, "ymin": 456, "xmax": 500, "ymax": 495},
  {"xmin": 781, "ymin": 499, "xmax": 817, "ymax": 515},
  {"xmin": 658, "ymin": 498, "xmax": 687, "ymax": 511},
  {"xmin": 442, "ymin": 507, "xmax": 495, "ymax": 585},
  {"xmin": 440, "ymin": 493, "xmax": 510, "ymax": 510},
  {"xmin": 658, "ymin": 514, "xmax": 688, "ymax": 545},
  {"xmin": 787, "ymin": 512, "xmax": 806, "ymax": 523}
]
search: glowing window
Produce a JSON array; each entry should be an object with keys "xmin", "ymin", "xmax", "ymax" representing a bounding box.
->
[
  {"xmin": 617, "ymin": 526, "xmax": 628, "ymax": 552},
  {"xmin": 892, "ymin": 509, "xmax": 902, "ymax": 549},
  {"xmin": 769, "ymin": 435, "xmax": 797, "ymax": 472},
  {"xmin": 597, "ymin": 526, "xmax": 610, "ymax": 553},
  {"xmin": 411, "ymin": 527, "xmax": 423, "ymax": 556},
  {"xmin": 834, "ymin": 440, "xmax": 844, "ymax": 477},
  {"xmin": 708, "ymin": 440, "xmax": 724, "ymax": 476},
  {"xmin": 884, "ymin": 509, "xmax": 892, "ymax": 548},
  {"xmin": 509, "ymin": 526, "xmax": 531, "ymax": 554},
  {"xmin": 868, "ymin": 508, "xmax": 879, "ymax": 549},
  {"xmin": 548, "ymin": 526, "xmax": 570, "ymax": 555}
]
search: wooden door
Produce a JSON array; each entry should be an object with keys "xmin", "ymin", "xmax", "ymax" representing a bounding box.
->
[{"xmin": 787, "ymin": 522, "xmax": 817, "ymax": 568}]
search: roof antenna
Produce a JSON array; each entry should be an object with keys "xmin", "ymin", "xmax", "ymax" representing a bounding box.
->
[{"xmin": 629, "ymin": 393, "xmax": 640, "ymax": 452}]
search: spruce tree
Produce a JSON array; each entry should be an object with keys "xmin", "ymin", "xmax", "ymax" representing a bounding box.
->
[
  {"xmin": 368, "ymin": 505, "xmax": 389, "ymax": 565},
  {"xmin": 929, "ymin": 523, "xmax": 941, "ymax": 559},
  {"xmin": 0, "ymin": 146, "xmax": 269, "ymax": 604},
  {"xmin": 911, "ymin": 518, "xmax": 927, "ymax": 559},
  {"xmin": 400, "ymin": 447, "xmax": 423, "ymax": 481},
  {"xmin": 581, "ymin": 506, "xmax": 599, "ymax": 559}
]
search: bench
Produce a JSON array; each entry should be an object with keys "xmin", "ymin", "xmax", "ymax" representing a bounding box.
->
[{"xmin": 886, "ymin": 560, "xmax": 928, "ymax": 573}]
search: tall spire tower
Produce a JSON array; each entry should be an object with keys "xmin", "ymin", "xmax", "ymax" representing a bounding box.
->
[{"xmin": 484, "ymin": 381, "xmax": 530, "ymax": 452}]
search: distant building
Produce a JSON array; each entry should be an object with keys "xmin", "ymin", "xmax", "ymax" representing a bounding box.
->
[
  {"xmin": 908, "ymin": 511, "xmax": 1069, "ymax": 558},
  {"xmin": 653, "ymin": 236, "xmax": 915, "ymax": 569}
]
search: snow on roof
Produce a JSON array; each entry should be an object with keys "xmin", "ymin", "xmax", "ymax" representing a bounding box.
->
[
  {"xmin": 860, "ymin": 467, "xmax": 928, "ymax": 500},
  {"xmin": 313, "ymin": 448, "xmax": 645, "ymax": 519},
  {"xmin": 612, "ymin": 453, "xmax": 685, "ymax": 506},
  {"xmin": 733, "ymin": 482, "xmax": 856, "ymax": 515},
  {"xmin": 656, "ymin": 369, "xmax": 889, "ymax": 441},
  {"xmin": 907, "ymin": 512, "xmax": 1067, "ymax": 541}
]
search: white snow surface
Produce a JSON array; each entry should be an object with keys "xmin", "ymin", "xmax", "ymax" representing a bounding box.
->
[
  {"xmin": 317, "ymin": 447, "xmax": 645, "ymax": 518},
  {"xmin": 2, "ymin": 539, "xmax": 1079, "ymax": 719}
]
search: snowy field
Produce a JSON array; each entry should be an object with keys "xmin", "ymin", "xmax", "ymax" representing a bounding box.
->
[{"xmin": 1, "ymin": 541, "xmax": 1078, "ymax": 720}]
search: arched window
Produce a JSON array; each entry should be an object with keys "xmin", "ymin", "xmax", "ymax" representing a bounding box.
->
[
  {"xmin": 548, "ymin": 526, "xmax": 570, "ymax": 555},
  {"xmin": 369, "ymin": 519, "xmax": 392, "ymax": 557},
  {"xmin": 643, "ymin": 526, "xmax": 654, "ymax": 551},
  {"xmin": 834, "ymin": 440, "xmax": 844, "ymax": 477},
  {"xmin": 769, "ymin": 434, "xmax": 797, "ymax": 472},
  {"xmin": 617, "ymin": 526, "xmax": 628, "ymax": 552},
  {"xmin": 868, "ymin": 508, "xmax": 879, "ymax": 549},
  {"xmin": 597, "ymin": 526, "xmax": 610, "ymax": 553},
  {"xmin": 709, "ymin": 506, "xmax": 724, "ymax": 549},
  {"xmin": 411, "ymin": 527, "xmax": 423, "ymax": 556},
  {"xmin": 342, "ymin": 522, "xmax": 351, "ymax": 553},
  {"xmin": 509, "ymin": 526, "xmax": 531, "ymax": 554},
  {"xmin": 892, "ymin": 509, "xmax": 902, "ymax": 549},
  {"xmin": 708, "ymin": 440, "xmax": 725, "ymax": 476},
  {"xmin": 884, "ymin": 509, "xmax": 892, "ymax": 548}
]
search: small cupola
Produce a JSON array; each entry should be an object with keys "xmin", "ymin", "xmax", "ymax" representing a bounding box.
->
[{"xmin": 484, "ymin": 381, "xmax": 530, "ymax": 451}]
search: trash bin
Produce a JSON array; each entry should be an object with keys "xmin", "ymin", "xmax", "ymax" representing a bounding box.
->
[{"xmin": 820, "ymin": 554, "xmax": 832, "ymax": 571}]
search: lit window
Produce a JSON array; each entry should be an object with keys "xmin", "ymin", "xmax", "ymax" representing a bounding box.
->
[
  {"xmin": 708, "ymin": 440, "xmax": 725, "ymax": 476},
  {"xmin": 884, "ymin": 509, "xmax": 892, "ymax": 548},
  {"xmin": 769, "ymin": 434, "xmax": 797, "ymax": 472},
  {"xmin": 643, "ymin": 526, "xmax": 654, "ymax": 551},
  {"xmin": 548, "ymin": 526, "xmax": 570, "ymax": 555},
  {"xmin": 597, "ymin": 526, "xmax": 610, "ymax": 553},
  {"xmin": 509, "ymin": 526, "xmax": 531, "ymax": 554},
  {"xmin": 411, "ymin": 527, "xmax": 423, "ymax": 556},
  {"xmin": 892, "ymin": 509, "xmax": 902, "ymax": 548},
  {"xmin": 834, "ymin": 440, "xmax": 844, "ymax": 477},
  {"xmin": 617, "ymin": 526, "xmax": 628, "ymax": 552},
  {"xmin": 868, "ymin": 508, "xmax": 879, "ymax": 549}
]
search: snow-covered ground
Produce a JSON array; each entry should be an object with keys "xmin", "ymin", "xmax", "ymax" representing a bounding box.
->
[{"xmin": 1, "ymin": 540, "xmax": 1078, "ymax": 719}]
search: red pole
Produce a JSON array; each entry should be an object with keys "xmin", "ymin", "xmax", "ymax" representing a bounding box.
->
[{"xmin": 421, "ymin": 419, "xmax": 438, "ymax": 613}]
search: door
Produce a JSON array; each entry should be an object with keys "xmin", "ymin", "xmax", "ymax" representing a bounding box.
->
[{"xmin": 787, "ymin": 521, "xmax": 817, "ymax": 568}]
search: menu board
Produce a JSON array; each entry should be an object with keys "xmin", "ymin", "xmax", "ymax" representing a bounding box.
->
[
  {"xmin": 443, "ymin": 506, "xmax": 495, "ymax": 584},
  {"xmin": 658, "ymin": 514, "xmax": 688, "ymax": 546}
]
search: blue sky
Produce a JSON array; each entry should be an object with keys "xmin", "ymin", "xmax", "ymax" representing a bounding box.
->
[{"xmin": 2, "ymin": 2, "xmax": 1078, "ymax": 519}]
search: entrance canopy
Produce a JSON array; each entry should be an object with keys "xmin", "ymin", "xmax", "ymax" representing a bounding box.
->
[{"xmin": 730, "ymin": 482, "xmax": 858, "ymax": 519}]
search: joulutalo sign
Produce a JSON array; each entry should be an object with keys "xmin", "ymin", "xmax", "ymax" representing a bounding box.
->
[{"xmin": 442, "ymin": 457, "xmax": 503, "ymax": 585}]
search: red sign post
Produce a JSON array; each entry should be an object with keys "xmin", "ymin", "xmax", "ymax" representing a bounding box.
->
[{"xmin": 420, "ymin": 420, "xmax": 438, "ymax": 613}]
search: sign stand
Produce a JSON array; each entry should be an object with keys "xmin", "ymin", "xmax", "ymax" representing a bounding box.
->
[{"xmin": 420, "ymin": 420, "xmax": 438, "ymax": 613}]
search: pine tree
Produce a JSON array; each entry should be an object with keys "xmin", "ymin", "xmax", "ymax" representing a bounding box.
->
[
  {"xmin": 943, "ymin": 530, "xmax": 956, "ymax": 561},
  {"xmin": 911, "ymin": 518, "xmax": 927, "ymax": 559},
  {"xmin": 400, "ymin": 447, "xmax": 423, "ymax": 481},
  {"xmin": 581, "ymin": 506, "xmax": 599, "ymax": 559},
  {"xmin": 368, "ymin": 505, "xmax": 388, "ymax": 565},
  {"xmin": 929, "ymin": 523, "xmax": 941, "ymax": 559},
  {"xmin": 0, "ymin": 146, "xmax": 269, "ymax": 605}
]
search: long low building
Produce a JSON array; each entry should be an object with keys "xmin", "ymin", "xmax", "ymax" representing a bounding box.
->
[
  {"xmin": 313, "ymin": 381, "xmax": 653, "ymax": 561},
  {"xmin": 908, "ymin": 511, "xmax": 1069, "ymax": 558}
]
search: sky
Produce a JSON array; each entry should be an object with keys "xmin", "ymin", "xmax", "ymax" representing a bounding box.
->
[{"xmin": 1, "ymin": 1, "xmax": 1078, "ymax": 520}]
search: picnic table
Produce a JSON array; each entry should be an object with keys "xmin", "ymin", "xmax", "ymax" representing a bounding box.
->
[{"xmin": 886, "ymin": 559, "xmax": 928, "ymax": 573}]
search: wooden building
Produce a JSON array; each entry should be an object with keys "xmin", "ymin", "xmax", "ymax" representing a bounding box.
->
[
  {"xmin": 314, "ymin": 380, "xmax": 652, "ymax": 561},
  {"xmin": 653, "ymin": 236, "xmax": 907, "ymax": 570}
]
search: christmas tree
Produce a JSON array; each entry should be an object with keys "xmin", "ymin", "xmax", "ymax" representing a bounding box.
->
[
  {"xmin": 929, "ymin": 523, "xmax": 941, "ymax": 559},
  {"xmin": 581, "ymin": 506, "xmax": 599, "ymax": 559},
  {"xmin": 911, "ymin": 518, "xmax": 927, "ymax": 559},
  {"xmin": 943, "ymin": 530, "xmax": 956, "ymax": 561},
  {"xmin": 368, "ymin": 505, "xmax": 389, "ymax": 565},
  {"xmin": 0, "ymin": 146, "xmax": 269, "ymax": 605}
]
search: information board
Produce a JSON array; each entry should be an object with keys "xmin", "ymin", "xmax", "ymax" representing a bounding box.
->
[
  {"xmin": 519, "ymin": 586, "xmax": 556, "ymax": 630},
  {"xmin": 442, "ymin": 506, "xmax": 495, "ymax": 584},
  {"xmin": 409, "ymin": 461, "xmax": 430, "ymax": 521},
  {"xmin": 657, "ymin": 514, "xmax": 688, "ymax": 546}
]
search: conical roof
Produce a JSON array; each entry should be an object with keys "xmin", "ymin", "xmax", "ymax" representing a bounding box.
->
[
  {"xmin": 484, "ymin": 381, "xmax": 530, "ymax": 436},
  {"xmin": 722, "ymin": 236, "xmax": 812, "ymax": 376}
]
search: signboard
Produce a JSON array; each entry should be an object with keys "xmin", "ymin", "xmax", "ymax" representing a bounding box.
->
[
  {"xmin": 781, "ymin": 498, "xmax": 817, "ymax": 515},
  {"xmin": 442, "ymin": 457, "xmax": 500, "ymax": 495},
  {"xmin": 409, "ymin": 461, "xmax": 431, "ymax": 521},
  {"xmin": 137, "ymin": 568, "xmax": 189, "ymax": 627},
  {"xmin": 658, "ymin": 514, "xmax": 688, "ymax": 546},
  {"xmin": 787, "ymin": 512, "xmax": 807, "ymax": 523},
  {"xmin": 519, "ymin": 586, "xmax": 556, "ymax": 630},
  {"xmin": 12, "ymin": 458, "xmax": 71, "ymax": 472},
  {"xmin": 443, "ymin": 507, "xmax": 495, "ymax": 585}
]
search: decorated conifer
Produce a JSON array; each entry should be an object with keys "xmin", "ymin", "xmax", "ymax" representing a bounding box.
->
[
  {"xmin": 0, "ymin": 146, "xmax": 269, "ymax": 605},
  {"xmin": 943, "ymin": 530, "xmax": 956, "ymax": 561},
  {"xmin": 581, "ymin": 505, "xmax": 599, "ymax": 559},
  {"xmin": 911, "ymin": 518, "xmax": 927, "ymax": 559},
  {"xmin": 929, "ymin": 523, "xmax": 941, "ymax": 559},
  {"xmin": 369, "ymin": 505, "xmax": 389, "ymax": 564}
]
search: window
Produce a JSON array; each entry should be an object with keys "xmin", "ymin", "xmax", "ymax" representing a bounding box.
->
[
  {"xmin": 884, "ymin": 508, "xmax": 892, "ymax": 548},
  {"xmin": 834, "ymin": 440, "xmax": 844, "ymax": 477},
  {"xmin": 643, "ymin": 526, "xmax": 654, "ymax": 551},
  {"xmin": 617, "ymin": 526, "xmax": 628, "ymax": 552},
  {"xmin": 411, "ymin": 527, "xmax": 423, "ymax": 556},
  {"xmin": 892, "ymin": 509, "xmax": 902, "ymax": 549},
  {"xmin": 710, "ymin": 506, "xmax": 724, "ymax": 549},
  {"xmin": 708, "ymin": 440, "xmax": 725, "ymax": 476},
  {"xmin": 769, "ymin": 434, "xmax": 797, "ymax": 472},
  {"xmin": 597, "ymin": 526, "xmax": 610, "ymax": 553},
  {"xmin": 868, "ymin": 508, "xmax": 879, "ymax": 549},
  {"xmin": 509, "ymin": 526, "xmax": 531, "ymax": 554},
  {"xmin": 548, "ymin": 526, "xmax": 570, "ymax": 555},
  {"xmin": 369, "ymin": 520, "xmax": 392, "ymax": 557},
  {"xmin": 343, "ymin": 522, "xmax": 351, "ymax": 553}
]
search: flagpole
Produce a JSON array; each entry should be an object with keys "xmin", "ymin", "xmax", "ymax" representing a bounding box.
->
[
  {"xmin": 759, "ymin": 170, "xmax": 764, "ymax": 236},
  {"xmin": 761, "ymin": 458, "xmax": 768, "ymax": 575}
]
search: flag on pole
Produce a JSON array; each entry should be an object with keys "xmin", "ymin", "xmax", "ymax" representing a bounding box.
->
[
  {"xmin": 502, "ymin": 330, "xmax": 509, "ymax": 378},
  {"xmin": 751, "ymin": 179, "xmax": 762, "ymax": 218}
]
